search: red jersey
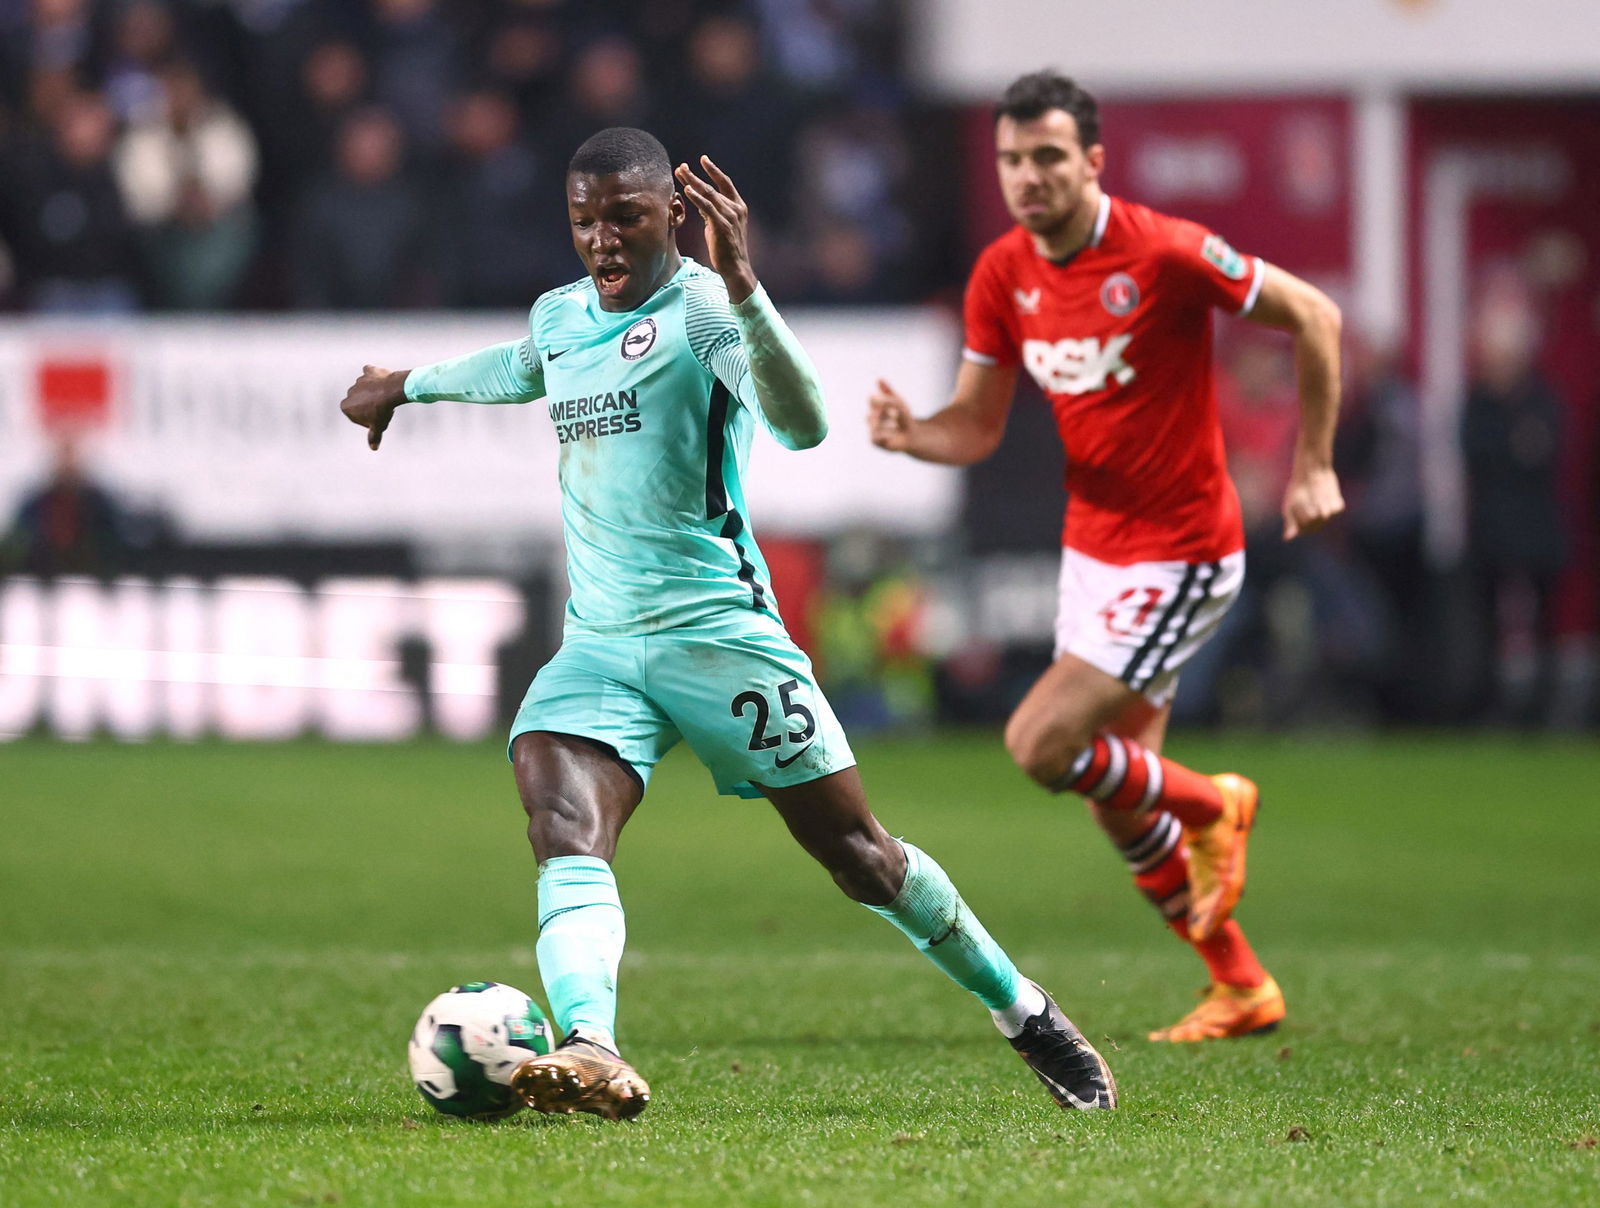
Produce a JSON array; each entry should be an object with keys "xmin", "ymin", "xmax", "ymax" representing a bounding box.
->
[{"xmin": 963, "ymin": 194, "xmax": 1263, "ymax": 565}]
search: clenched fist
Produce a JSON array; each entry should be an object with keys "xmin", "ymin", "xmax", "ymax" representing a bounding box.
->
[
  {"xmin": 867, "ymin": 378, "xmax": 918, "ymax": 453},
  {"xmin": 340, "ymin": 365, "xmax": 410, "ymax": 450},
  {"xmin": 1281, "ymin": 462, "xmax": 1344, "ymax": 541}
]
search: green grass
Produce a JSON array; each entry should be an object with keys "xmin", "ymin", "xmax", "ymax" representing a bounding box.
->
[{"xmin": 3, "ymin": 733, "xmax": 1598, "ymax": 1206}]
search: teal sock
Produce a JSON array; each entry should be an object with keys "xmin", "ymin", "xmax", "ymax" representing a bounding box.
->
[
  {"xmin": 865, "ymin": 841, "xmax": 1023, "ymax": 1011},
  {"xmin": 535, "ymin": 855, "xmax": 625, "ymax": 1046}
]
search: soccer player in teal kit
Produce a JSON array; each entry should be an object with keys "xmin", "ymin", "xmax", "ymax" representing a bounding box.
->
[{"xmin": 339, "ymin": 128, "xmax": 1117, "ymax": 1119}]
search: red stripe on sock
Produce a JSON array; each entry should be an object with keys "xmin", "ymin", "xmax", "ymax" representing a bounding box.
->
[
  {"xmin": 1078, "ymin": 734, "xmax": 1224, "ymax": 827},
  {"xmin": 1133, "ymin": 841, "xmax": 1187, "ymax": 905},
  {"xmin": 1067, "ymin": 735, "xmax": 1114, "ymax": 795},
  {"xmin": 1102, "ymin": 742, "xmax": 1152, "ymax": 811}
]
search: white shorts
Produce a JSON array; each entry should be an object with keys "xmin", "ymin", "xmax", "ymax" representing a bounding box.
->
[{"xmin": 1054, "ymin": 547, "xmax": 1246, "ymax": 707}]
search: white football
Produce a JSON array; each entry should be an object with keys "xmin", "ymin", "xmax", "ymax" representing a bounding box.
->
[{"xmin": 407, "ymin": 981, "xmax": 554, "ymax": 1120}]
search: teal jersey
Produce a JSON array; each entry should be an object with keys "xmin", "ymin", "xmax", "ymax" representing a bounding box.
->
[{"xmin": 418, "ymin": 259, "xmax": 785, "ymax": 635}]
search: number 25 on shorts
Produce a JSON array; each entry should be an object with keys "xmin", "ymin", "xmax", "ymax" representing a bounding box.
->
[{"xmin": 731, "ymin": 679, "xmax": 816, "ymax": 752}]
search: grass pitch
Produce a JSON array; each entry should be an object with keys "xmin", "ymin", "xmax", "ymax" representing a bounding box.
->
[{"xmin": 3, "ymin": 733, "xmax": 1598, "ymax": 1206}]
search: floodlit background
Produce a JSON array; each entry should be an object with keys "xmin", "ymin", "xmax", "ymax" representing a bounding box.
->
[{"xmin": 2, "ymin": 0, "xmax": 1597, "ymax": 739}]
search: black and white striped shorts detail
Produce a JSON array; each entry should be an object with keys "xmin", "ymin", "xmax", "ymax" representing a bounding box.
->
[{"xmin": 1117, "ymin": 561, "xmax": 1223, "ymax": 693}]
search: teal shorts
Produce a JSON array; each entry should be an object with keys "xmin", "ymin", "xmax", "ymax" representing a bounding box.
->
[{"xmin": 509, "ymin": 611, "xmax": 856, "ymax": 798}]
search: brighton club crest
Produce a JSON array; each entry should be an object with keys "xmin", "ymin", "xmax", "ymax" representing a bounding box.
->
[
  {"xmin": 621, "ymin": 317, "xmax": 657, "ymax": 361},
  {"xmin": 1100, "ymin": 272, "xmax": 1139, "ymax": 317}
]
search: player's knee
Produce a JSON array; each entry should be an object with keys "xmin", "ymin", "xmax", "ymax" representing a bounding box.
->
[
  {"xmin": 821, "ymin": 828, "xmax": 903, "ymax": 906},
  {"xmin": 1004, "ymin": 715, "xmax": 1085, "ymax": 788},
  {"xmin": 1002, "ymin": 718, "xmax": 1038, "ymax": 778},
  {"xmin": 514, "ymin": 755, "xmax": 606, "ymax": 858},
  {"xmin": 520, "ymin": 787, "xmax": 604, "ymax": 859},
  {"xmin": 512, "ymin": 734, "xmax": 628, "ymax": 859}
]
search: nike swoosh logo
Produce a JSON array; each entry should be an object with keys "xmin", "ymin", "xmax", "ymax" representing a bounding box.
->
[
  {"xmin": 1061, "ymin": 1085, "xmax": 1106, "ymax": 1110},
  {"xmin": 546, "ymin": 348, "xmax": 569, "ymax": 361},
  {"xmin": 774, "ymin": 744, "xmax": 814, "ymax": 770},
  {"xmin": 1037, "ymin": 1069, "xmax": 1106, "ymax": 1111}
]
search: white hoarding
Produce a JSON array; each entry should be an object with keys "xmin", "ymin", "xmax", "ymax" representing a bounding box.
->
[
  {"xmin": 918, "ymin": 0, "xmax": 1600, "ymax": 95},
  {"xmin": 0, "ymin": 310, "xmax": 962, "ymax": 544},
  {"xmin": 0, "ymin": 575, "xmax": 524, "ymax": 742}
]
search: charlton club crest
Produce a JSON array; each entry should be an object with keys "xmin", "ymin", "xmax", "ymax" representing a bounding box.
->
[{"xmin": 1100, "ymin": 272, "xmax": 1139, "ymax": 316}]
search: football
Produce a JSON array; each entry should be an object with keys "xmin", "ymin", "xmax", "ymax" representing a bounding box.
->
[{"xmin": 407, "ymin": 981, "xmax": 555, "ymax": 1120}]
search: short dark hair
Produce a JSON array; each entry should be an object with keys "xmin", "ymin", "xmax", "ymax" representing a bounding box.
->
[
  {"xmin": 568, "ymin": 127, "xmax": 673, "ymax": 190},
  {"xmin": 994, "ymin": 71, "xmax": 1100, "ymax": 149}
]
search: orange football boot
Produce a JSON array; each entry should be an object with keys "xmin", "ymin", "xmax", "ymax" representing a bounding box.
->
[
  {"xmin": 1147, "ymin": 976, "xmax": 1286, "ymax": 1043},
  {"xmin": 1184, "ymin": 772, "xmax": 1258, "ymax": 942}
]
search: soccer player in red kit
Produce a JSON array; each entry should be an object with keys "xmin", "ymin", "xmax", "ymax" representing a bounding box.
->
[{"xmin": 869, "ymin": 71, "xmax": 1344, "ymax": 1042}]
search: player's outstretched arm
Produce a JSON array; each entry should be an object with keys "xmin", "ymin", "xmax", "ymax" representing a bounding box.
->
[
  {"xmin": 868, "ymin": 359, "xmax": 1018, "ymax": 466},
  {"xmin": 676, "ymin": 155, "xmax": 828, "ymax": 451},
  {"xmin": 1245, "ymin": 264, "xmax": 1346, "ymax": 540},
  {"xmin": 338, "ymin": 340, "xmax": 545, "ymax": 451}
]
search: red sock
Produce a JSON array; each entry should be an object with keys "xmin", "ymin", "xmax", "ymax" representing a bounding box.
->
[
  {"xmin": 1060, "ymin": 733, "xmax": 1223, "ymax": 828},
  {"xmin": 1185, "ymin": 920, "xmax": 1265, "ymax": 989},
  {"xmin": 1122, "ymin": 813, "xmax": 1265, "ymax": 989}
]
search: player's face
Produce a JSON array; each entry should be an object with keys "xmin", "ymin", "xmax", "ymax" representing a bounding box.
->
[
  {"xmin": 994, "ymin": 110, "xmax": 1103, "ymax": 238},
  {"xmin": 568, "ymin": 169, "xmax": 686, "ymax": 311}
]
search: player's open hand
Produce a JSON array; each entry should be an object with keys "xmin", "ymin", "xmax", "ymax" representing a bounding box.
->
[
  {"xmin": 340, "ymin": 365, "xmax": 408, "ymax": 451},
  {"xmin": 675, "ymin": 155, "xmax": 757, "ymax": 305},
  {"xmin": 1281, "ymin": 462, "xmax": 1344, "ymax": 540},
  {"xmin": 868, "ymin": 379, "xmax": 918, "ymax": 453}
]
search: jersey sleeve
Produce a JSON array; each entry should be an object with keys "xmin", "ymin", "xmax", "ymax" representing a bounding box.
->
[
  {"xmin": 961, "ymin": 246, "xmax": 1020, "ymax": 367},
  {"xmin": 684, "ymin": 275, "xmax": 759, "ymax": 410},
  {"xmin": 403, "ymin": 335, "xmax": 544, "ymax": 404},
  {"xmin": 1162, "ymin": 218, "xmax": 1266, "ymax": 316}
]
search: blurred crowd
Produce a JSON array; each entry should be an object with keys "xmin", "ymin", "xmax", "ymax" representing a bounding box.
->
[
  {"xmin": 3, "ymin": 4, "xmax": 1594, "ymax": 731},
  {"xmin": 801, "ymin": 275, "xmax": 1596, "ymax": 734},
  {"xmin": 1160, "ymin": 294, "xmax": 1587, "ymax": 732},
  {"xmin": 0, "ymin": 0, "xmax": 945, "ymax": 312}
]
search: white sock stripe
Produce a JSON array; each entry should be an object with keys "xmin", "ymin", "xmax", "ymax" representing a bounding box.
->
[
  {"xmin": 1136, "ymin": 747, "xmax": 1164, "ymax": 812},
  {"xmin": 1068, "ymin": 744, "xmax": 1096, "ymax": 782},
  {"xmin": 1120, "ymin": 811, "xmax": 1177, "ymax": 861},
  {"xmin": 1157, "ymin": 886, "xmax": 1191, "ymax": 919},
  {"xmin": 1087, "ymin": 735, "xmax": 1128, "ymax": 802},
  {"xmin": 1131, "ymin": 847, "xmax": 1176, "ymax": 875},
  {"xmin": 1124, "ymin": 813, "xmax": 1181, "ymax": 872},
  {"xmin": 1053, "ymin": 742, "xmax": 1099, "ymax": 794}
]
